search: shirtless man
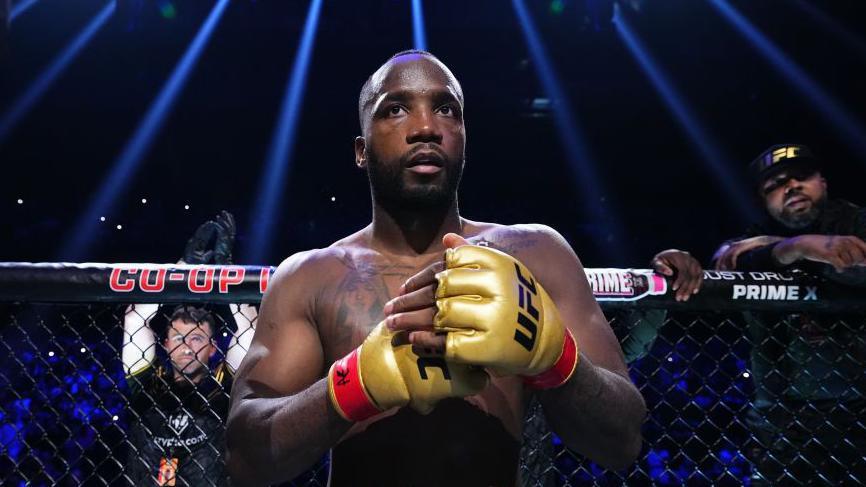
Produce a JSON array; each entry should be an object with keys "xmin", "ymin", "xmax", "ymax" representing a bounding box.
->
[{"xmin": 225, "ymin": 50, "xmax": 646, "ymax": 486}]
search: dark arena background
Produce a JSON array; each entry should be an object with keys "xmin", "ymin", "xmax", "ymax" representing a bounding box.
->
[{"xmin": 2, "ymin": 0, "xmax": 866, "ymax": 486}]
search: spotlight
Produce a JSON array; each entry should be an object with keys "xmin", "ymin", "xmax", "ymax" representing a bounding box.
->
[
  {"xmin": 0, "ymin": 2, "xmax": 114, "ymax": 145},
  {"xmin": 10, "ymin": 0, "xmax": 40, "ymax": 23},
  {"xmin": 58, "ymin": 0, "xmax": 230, "ymax": 260},
  {"xmin": 511, "ymin": 0, "xmax": 629, "ymax": 261},
  {"xmin": 710, "ymin": 0, "xmax": 866, "ymax": 158},
  {"xmin": 245, "ymin": 0, "xmax": 323, "ymax": 264},
  {"xmin": 613, "ymin": 5, "xmax": 759, "ymax": 221},
  {"xmin": 411, "ymin": 0, "xmax": 428, "ymax": 50}
]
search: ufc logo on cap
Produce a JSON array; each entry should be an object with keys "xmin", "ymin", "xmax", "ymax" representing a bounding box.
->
[{"xmin": 770, "ymin": 146, "xmax": 801, "ymax": 164}]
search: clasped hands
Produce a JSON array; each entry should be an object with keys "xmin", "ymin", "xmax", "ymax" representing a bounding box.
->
[{"xmin": 383, "ymin": 233, "xmax": 576, "ymax": 395}]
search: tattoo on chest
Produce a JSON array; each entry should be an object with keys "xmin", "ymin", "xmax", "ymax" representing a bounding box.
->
[{"xmin": 328, "ymin": 257, "xmax": 416, "ymax": 353}]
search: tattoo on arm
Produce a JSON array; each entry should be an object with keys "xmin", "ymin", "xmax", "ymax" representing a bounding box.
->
[{"xmin": 469, "ymin": 231, "xmax": 538, "ymax": 257}]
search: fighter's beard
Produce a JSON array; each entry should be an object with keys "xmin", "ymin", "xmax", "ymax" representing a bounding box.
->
[{"xmin": 366, "ymin": 152, "xmax": 463, "ymax": 213}]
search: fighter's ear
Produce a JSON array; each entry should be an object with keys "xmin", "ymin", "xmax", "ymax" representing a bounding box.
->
[{"xmin": 355, "ymin": 136, "xmax": 367, "ymax": 169}]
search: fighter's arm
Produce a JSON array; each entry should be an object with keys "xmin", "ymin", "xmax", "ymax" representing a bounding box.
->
[
  {"xmin": 225, "ymin": 253, "xmax": 350, "ymax": 486},
  {"xmin": 122, "ymin": 303, "xmax": 160, "ymax": 377},
  {"xmin": 522, "ymin": 226, "xmax": 646, "ymax": 470},
  {"xmin": 224, "ymin": 303, "xmax": 257, "ymax": 373}
]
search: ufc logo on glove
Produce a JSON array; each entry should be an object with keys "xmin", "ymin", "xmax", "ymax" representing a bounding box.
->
[{"xmin": 514, "ymin": 263, "xmax": 540, "ymax": 352}]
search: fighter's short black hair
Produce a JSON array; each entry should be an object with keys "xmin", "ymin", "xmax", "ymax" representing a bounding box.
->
[
  {"xmin": 357, "ymin": 50, "xmax": 444, "ymax": 131},
  {"xmin": 167, "ymin": 305, "xmax": 217, "ymax": 338}
]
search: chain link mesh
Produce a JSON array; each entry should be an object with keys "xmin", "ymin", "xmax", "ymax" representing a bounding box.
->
[{"xmin": 1, "ymin": 302, "xmax": 864, "ymax": 485}]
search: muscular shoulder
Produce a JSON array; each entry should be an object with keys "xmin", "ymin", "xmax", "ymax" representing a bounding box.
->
[
  {"xmin": 466, "ymin": 221, "xmax": 583, "ymax": 296},
  {"xmin": 265, "ymin": 247, "xmax": 349, "ymax": 307},
  {"xmin": 467, "ymin": 221, "xmax": 570, "ymax": 260},
  {"xmin": 268, "ymin": 232, "xmax": 380, "ymax": 308},
  {"xmin": 272, "ymin": 248, "xmax": 339, "ymax": 284},
  {"xmin": 272, "ymin": 240, "xmax": 369, "ymax": 281}
]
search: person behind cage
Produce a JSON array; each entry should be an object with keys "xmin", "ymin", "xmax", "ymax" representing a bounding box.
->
[
  {"xmin": 708, "ymin": 144, "xmax": 866, "ymax": 485},
  {"xmin": 616, "ymin": 249, "xmax": 704, "ymax": 364},
  {"xmin": 122, "ymin": 211, "xmax": 258, "ymax": 486}
]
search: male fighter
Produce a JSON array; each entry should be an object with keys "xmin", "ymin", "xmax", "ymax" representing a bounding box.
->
[{"xmin": 226, "ymin": 51, "xmax": 646, "ymax": 486}]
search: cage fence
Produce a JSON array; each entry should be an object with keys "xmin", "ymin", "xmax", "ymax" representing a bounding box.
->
[{"xmin": 1, "ymin": 264, "xmax": 864, "ymax": 486}]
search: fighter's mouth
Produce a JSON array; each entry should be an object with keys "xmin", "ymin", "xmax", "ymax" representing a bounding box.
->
[
  {"xmin": 405, "ymin": 151, "xmax": 444, "ymax": 168},
  {"xmin": 405, "ymin": 151, "xmax": 445, "ymax": 174}
]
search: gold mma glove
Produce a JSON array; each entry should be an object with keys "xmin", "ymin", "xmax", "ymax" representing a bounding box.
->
[
  {"xmin": 435, "ymin": 245, "xmax": 578, "ymax": 389},
  {"xmin": 327, "ymin": 321, "xmax": 488, "ymax": 422}
]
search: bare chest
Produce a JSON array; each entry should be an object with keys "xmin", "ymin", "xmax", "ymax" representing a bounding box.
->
[{"xmin": 315, "ymin": 257, "xmax": 431, "ymax": 362}]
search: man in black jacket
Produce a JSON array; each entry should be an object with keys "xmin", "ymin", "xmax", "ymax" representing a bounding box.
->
[
  {"xmin": 713, "ymin": 144, "xmax": 866, "ymax": 485},
  {"xmin": 123, "ymin": 212, "xmax": 258, "ymax": 486}
]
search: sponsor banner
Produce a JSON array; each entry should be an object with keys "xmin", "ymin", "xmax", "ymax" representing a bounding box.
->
[
  {"xmin": 703, "ymin": 270, "xmax": 795, "ymax": 282},
  {"xmin": 108, "ymin": 265, "xmax": 269, "ymax": 295},
  {"xmin": 731, "ymin": 284, "xmax": 818, "ymax": 302},
  {"xmin": 585, "ymin": 268, "xmax": 668, "ymax": 302},
  {"xmin": 0, "ymin": 263, "xmax": 862, "ymax": 312},
  {"xmin": 0, "ymin": 262, "xmax": 274, "ymax": 303}
]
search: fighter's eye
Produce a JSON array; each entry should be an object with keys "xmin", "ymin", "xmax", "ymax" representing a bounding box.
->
[
  {"xmin": 387, "ymin": 105, "xmax": 406, "ymax": 116},
  {"xmin": 437, "ymin": 104, "xmax": 458, "ymax": 117}
]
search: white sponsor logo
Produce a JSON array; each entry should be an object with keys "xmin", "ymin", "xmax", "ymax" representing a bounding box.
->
[
  {"xmin": 154, "ymin": 432, "xmax": 208, "ymax": 448},
  {"xmin": 732, "ymin": 285, "xmax": 818, "ymax": 301},
  {"xmin": 586, "ymin": 269, "xmax": 667, "ymax": 302},
  {"xmin": 168, "ymin": 413, "xmax": 190, "ymax": 436},
  {"xmin": 704, "ymin": 270, "xmax": 794, "ymax": 281}
]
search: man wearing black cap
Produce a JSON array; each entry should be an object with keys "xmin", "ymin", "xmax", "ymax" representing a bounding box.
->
[
  {"xmin": 715, "ymin": 144, "xmax": 866, "ymax": 272},
  {"xmin": 713, "ymin": 144, "xmax": 866, "ymax": 485}
]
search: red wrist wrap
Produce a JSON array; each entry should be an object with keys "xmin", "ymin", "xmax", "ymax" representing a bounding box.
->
[
  {"xmin": 328, "ymin": 348, "xmax": 380, "ymax": 422},
  {"xmin": 523, "ymin": 331, "xmax": 579, "ymax": 390}
]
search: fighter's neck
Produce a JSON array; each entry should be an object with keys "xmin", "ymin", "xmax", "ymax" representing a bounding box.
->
[{"xmin": 370, "ymin": 201, "xmax": 463, "ymax": 256}]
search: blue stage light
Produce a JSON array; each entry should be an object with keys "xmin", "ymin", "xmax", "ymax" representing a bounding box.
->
[
  {"xmin": 511, "ymin": 0, "xmax": 628, "ymax": 261},
  {"xmin": 791, "ymin": 0, "xmax": 866, "ymax": 61},
  {"xmin": 244, "ymin": 0, "xmax": 323, "ymax": 265},
  {"xmin": 59, "ymin": 0, "xmax": 230, "ymax": 261},
  {"xmin": 710, "ymin": 0, "xmax": 866, "ymax": 159},
  {"xmin": 10, "ymin": 0, "xmax": 40, "ymax": 22},
  {"xmin": 614, "ymin": 6, "xmax": 759, "ymax": 221},
  {"xmin": 412, "ymin": 0, "xmax": 427, "ymax": 51},
  {"xmin": 0, "ymin": 2, "xmax": 114, "ymax": 146}
]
